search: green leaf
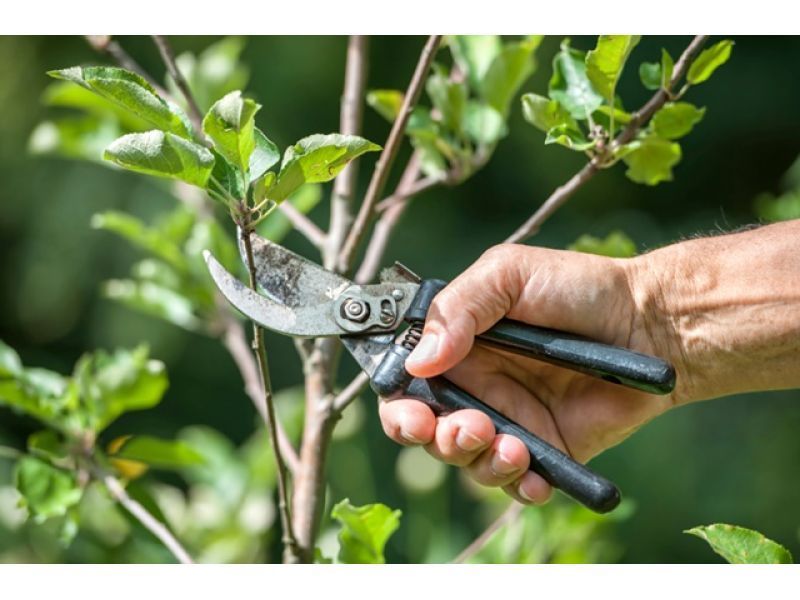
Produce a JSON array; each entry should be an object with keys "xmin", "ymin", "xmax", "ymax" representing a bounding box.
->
[
  {"xmin": 110, "ymin": 435, "xmax": 204, "ymax": 470},
  {"xmin": 661, "ymin": 49, "xmax": 675, "ymax": 88},
  {"xmin": 545, "ymin": 124, "xmax": 596, "ymax": 152},
  {"xmin": 622, "ymin": 134, "xmax": 681, "ymax": 185},
  {"xmin": 686, "ymin": 524, "xmax": 793, "ymax": 564},
  {"xmin": 269, "ymin": 134, "xmax": 381, "ymax": 202},
  {"xmin": 91, "ymin": 211, "xmax": 188, "ymax": 272},
  {"xmin": 209, "ymin": 151, "xmax": 245, "ymax": 202},
  {"xmin": 28, "ymin": 430, "xmax": 69, "ymax": 463},
  {"xmin": 202, "ymin": 90, "xmax": 260, "ymax": 174},
  {"xmin": 248, "ymin": 128, "xmax": 279, "ymax": 184},
  {"xmin": 464, "ymin": 102, "xmax": 507, "ymax": 145},
  {"xmin": 102, "ymin": 279, "xmax": 201, "ymax": 331},
  {"xmin": 481, "ymin": 37, "xmax": 541, "ymax": 116},
  {"xmin": 28, "ymin": 116, "xmax": 122, "ymax": 162},
  {"xmin": 75, "ymin": 345, "xmax": 168, "ymax": 432},
  {"xmin": 41, "ymin": 80, "xmax": 152, "ymax": 131},
  {"xmin": 687, "ymin": 40, "xmax": 734, "ymax": 85},
  {"xmin": 0, "ymin": 340, "xmax": 22, "ymax": 377},
  {"xmin": 366, "ymin": 89, "xmax": 404, "ymax": 122},
  {"xmin": 521, "ymin": 93, "xmax": 576, "ymax": 133},
  {"xmin": 638, "ymin": 62, "xmax": 661, "ymax": 91},
  {"xmin": 594, "ymin": 105, "xmax": 632, "ymax": 126},
  {"xmin": 331, "ymin": 498, "xmax": 401, "ymax": 564},
  {"xmin": 257, "ymin": 184, "xmax": 323, "ymax": 243},
  {"xmin": 426, "ymin": 66, "xmax": 468, "ymax": 133},
  {"xmin": 568, "ymin": 231, "xmax": 637, "ymax": 258},
  {"xmin": 586, "ymin": 35, "xmax": 641, "ymax": 100},
  {"xmin": 15, "ymin": 457, "xmax": 82, "ymax": 522},
  {"xmin": 549, "ymin": 40, "xmax": 604, "ymax": 120},
  {"xmin": 754, "ymin": 190, "xmax": 800, "ymax": 223},
  {"xmin": 449, "ymin": 35, "xmax": 502, "ymax": 93},
  {"xmin": 104, "ymin": 130, "xmax": 215, "ymax": 189},
  {"xmin": 651, "ymin": 102, "xmax": 705, "ymax": 139},
  {"xmin": 48, "ymin": 66, "xmax": 191, "ymax": 137}
]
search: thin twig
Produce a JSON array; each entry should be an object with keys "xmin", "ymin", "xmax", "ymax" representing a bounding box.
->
[
  {"xmin": 506, "ymin": 35, "xmax": 709, "ymax": 244},
  {"xmin": 337, "ymin": 35, "xmax": 443, "ymax": 272},
  {"xmin": 240, "ymin": 225, "xmax": 300, "ymax": 563},
  {"xmin": 220, "ymin": 312, "xmax": 300, "ymax": 474},
  {"xmin": 452, "ymin": 502, "xmax": 524, "ymax": 564},
  {"xmin": 331, "ymin": 371, "xmax": 370, "ymax": 414},
  {"xmin": 152, "ymin": 35, "xmax": 205, "ymax": 137},
  {"xmin": 102, "ymin": 472, "xmax": 194, "ymax": 564},
  {"xmin": 355, "ymin": 151, "xmax": 425, "ymax": 284},
  {"xmin": 279, "ymin": 202, "xmax": 326, "ymax": 249},
  {"xmin": 326, "ymin": 35, "xmax": 370, "ymax": 270},
  {"xmin": 374, "ymin": 175, "xmax": 439, "ymax": 213}
]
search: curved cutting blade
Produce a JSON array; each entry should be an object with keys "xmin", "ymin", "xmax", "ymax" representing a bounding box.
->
[{"xmin": 205, "ymin": 250, "xmax": 343, "ymax": 337}]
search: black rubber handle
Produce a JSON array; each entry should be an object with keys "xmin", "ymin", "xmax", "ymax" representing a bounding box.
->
[
  {"xmin": 404, "ymin": 375, "xmax": 621, "ymax": 513},
  {"xmin": 478, "ymin": 319, "xmax": 676, "ymax": 395}
]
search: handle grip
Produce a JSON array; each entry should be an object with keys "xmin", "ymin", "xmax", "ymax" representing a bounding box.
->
[
  {"xmin": 404, "ymin": 375, "xmax": 621, "ymax": 513},
  {"xmin": 478, "ymin": 319, "xmax": 675, "ymax": 395}
]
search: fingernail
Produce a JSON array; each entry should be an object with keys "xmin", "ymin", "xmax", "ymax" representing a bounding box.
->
[
  {"xmin": 455, "ymin": 428, "xmax": 486, "ymax": 452},
  {"xmin": 406, "ymin": 333, "xmax": 439, "ymax": 368},
  {"xmin": 517, "ymin": 484, "xmax": 535, "ymax": 503},
  {"xmin": 491, "ymin": 451, "xmax": 521, "ymax": 477}
]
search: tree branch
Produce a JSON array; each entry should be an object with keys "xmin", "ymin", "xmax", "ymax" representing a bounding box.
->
[
  {"xmin": 279, "ymin": 202, "xmax": 326, "ymax": 249},
  {"xmin": 452, "ymin": 501, "xmax": 523, "ymax": 564},
  {"xmin": 240, "ymin": 225, "xmax": 301, "ymax": 563},
  {"xmin": 506, "ymin": 35, "xmax": 709, "ymax": 244},
  {"xmin": 337, "ymin": 35, "xmax": 442, "ymax": 272},
  {"xmin": 151, "ymin": 35, "xmax": 205, "ymax": 137},
  {"xmin": 331, "ymin": 371, "xmax": 370, "ymax": 414},
  {"xmin": 101, "ymin": 472, "xmax": 194, "ymax": 564},
  {"xmin": 220, "ymin": 312, "xmax": 300, "ymax": 474}
]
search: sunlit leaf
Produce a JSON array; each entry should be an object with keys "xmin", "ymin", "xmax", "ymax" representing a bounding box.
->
[
  {"xmin": 586, "ymin": 35, "xmax": 641, "ymax": 100},
  {"xmin": 28, "ymin": 116, "xmax": 122, "ymax": 162},
  {"xmin": 651, "ymin": 102, "xmax": 705, "ymax": 139},
  {"xmin": 366, "ymin": 89, "xmax": 404, "ymax": 122},
  {"xmin": 449, "ymin": 35, "xmax": 502, "ymax": 93},
  {"xmin": 464, "ymin": 102, "xmax": 507, "ymax": 145},
  {"xmin": 15, "ymin": 457, "xmax": 82, "ymax": 522},
  {"xmin": 248, "ymin": 128, "xmax": 280, "ymax": 183},
  {"xmin": 104, "ymin": 130, "xmax": 215, "ymax": 189},
  {"xmin": 426, "ymin": 65, "xmax": 468, "ymax": 133},
  {"xmin": 202, "ymin": 90, "xmax": 260, "ymax": 174},
  {"xmin": 481, "ymin": 37, "xmax": 541, "ymax": 116},
  {"xmin": 102, "ymin": 279, "xmax": 201, "ymax": 331},
  {"xmin": 545, "ymin": 124, "xmax": 596, "ymax": 152},
  {"xmin": 109, "ymin": 435, "xmax": 204, "ymax": 470},
  {"xmin": 686, "ymin": 524, "xmax": 793, "ymax": 564},
  {"xmin": 521, "ymin": 93, "xmax": 576, "ymax": 133},
  {"xmin": 549, "ymin": 40, "xmax": 604, "ymax": 120},
  {"xmin": 622, "ymin": 134, "xmax": 681, "ymax": 185},
  {"xmin": 568, "ymin": 231, "xmax": 637, "ymax": 258},
  {"xmin": 48, "ymin": 66, "xmax": 191, "ymax": 137},
  {"xmin": 687, "ymin": 40, "xmax": 734, "ymax": 85},
  {"xmin": 331, "ymin": 498, "xmax": 401, "ymax": 564}
]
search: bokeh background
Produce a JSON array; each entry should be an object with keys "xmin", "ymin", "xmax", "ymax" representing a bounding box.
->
[{"xmin": 1, "ymin": 35, "xmax": 799, "ymax": 563}]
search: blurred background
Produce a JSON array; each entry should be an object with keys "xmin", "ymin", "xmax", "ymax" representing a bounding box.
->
[{"xmin": 1, "ymin": 35, "xmax": 799, "ymax": 563}]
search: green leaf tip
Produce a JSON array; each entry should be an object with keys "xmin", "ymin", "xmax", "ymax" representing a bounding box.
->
[
  {"xmin": 330, "ymin": 498, "xmax": 401, "ymax": 564},
  {"xmin": 686, "ymin": 523, "xmax": 793, "ymax": 564}
]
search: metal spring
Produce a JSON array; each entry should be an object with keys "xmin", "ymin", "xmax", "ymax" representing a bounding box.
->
[{"xmin": 401, "ymin": 321, "xmax": 423, "ymax": 350}]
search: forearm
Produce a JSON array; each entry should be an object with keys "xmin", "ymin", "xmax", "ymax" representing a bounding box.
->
[{"xmin": 629, "ymin": 220, "xmax": 800, "ymax": 404}]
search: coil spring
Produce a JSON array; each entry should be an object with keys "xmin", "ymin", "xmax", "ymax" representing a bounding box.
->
[{"xmin": 401, "ymin": 321, "xmax": 424, "ymax": 350}]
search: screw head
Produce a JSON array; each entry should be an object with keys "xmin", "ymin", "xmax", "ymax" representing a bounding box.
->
[
  {"xmin": 341, "ymin": 297, "xmax": 369, "ymax": 323},
  {"xmin": 391, "ymin": 289, "xmax": 405, "ymax": 300}
]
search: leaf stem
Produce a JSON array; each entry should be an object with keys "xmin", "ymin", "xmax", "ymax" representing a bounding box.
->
[
  {"xmin": 452, "ymin": 501, "xmax": 524, "ymax": 564},
  {"xmin": 151, "ymin": 35, "xmax": 205, "ymax": 140}
]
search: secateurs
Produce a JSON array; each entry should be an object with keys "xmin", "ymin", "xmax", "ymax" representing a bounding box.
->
[{"xmin": 204, "ymin": 231, "xmax": 676, "ymax": 514}]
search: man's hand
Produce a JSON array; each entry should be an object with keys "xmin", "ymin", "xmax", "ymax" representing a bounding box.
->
[{"xmin": 378, "ymin": 221, "xmax": 800, "ymax": 505}]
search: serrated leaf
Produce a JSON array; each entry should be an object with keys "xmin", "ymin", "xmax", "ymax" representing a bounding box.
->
[
  {"xmin": 686, "ymin": 524, "xmax": 793, "ymax": 564},
  {"xmin": 482, "ymin": 37, "xmax": 541, "ymax": 116},
  {"xmin": 104, "ymin": 130, "xmax": 215, "ymax": 189},
  {"xmin": 331, "ymin": 498, "xmax": 401, "ymax": 564},
  {"xmin": 622, "ymin": 134, "xmax": 681, "ymax": 185},
  {"xmin": 15, "ymin": 457, "xmax": 82, "ymax": 522},
  {"xmin": 202, "ymin": 90, "xmax": 260, "ymax": 175},
  {"xmin": 521, "ymin": 93, "xmax": 576, "ymax": 133},
  {"xmin": 257, "ymin": 184, "xmax": 322, "ymax": 243},
  {"xmin": 651, "ymin": 102, "xmax": 705, "ymax": 139},
  {"xmin": 366, "ymin": 89, "xmax": 404, "ymax": 123},
  {"xmin": 109, "ymin": 435, "xmax": 204, "ymax": 470},
  {"xmin": 464, "ymin": 102, "xmax": 507, "ymax": 145},
  {"xmin": 48, "ymin": 66, "xmax": 191, "ymax": 137},
  {"xmin": 449, "ymin": 35, "xmax": 502, "ymax": 93},
  {"xmin": 687, "ymin": 40, "xmax": 734, "ymax": 85},
  {"xmin": 426, "ymin": 66, "xmax": 468, "ymax": 133},
  {"xmin": 269, "ymin": 134, "xmax": 380, "ymax": 202},
  {"xmin": 545, "ymin": 124, "xmax": 596, "ymax": 151},
  {"xmin": 569, "ymin": 231, "xmax": 637, "ymax": 258},
  {"xmin": 586, "ymin": 35, "xmax": 641, "ymax": 101},
  {"xmin": 549, "ymin": 40, "xmax": 604, "ymax": 120}
]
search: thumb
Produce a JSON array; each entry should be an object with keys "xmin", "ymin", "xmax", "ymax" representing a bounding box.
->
[{"xmin": 405, "ymin": 245, "xmax": 524, "ymax": 378}]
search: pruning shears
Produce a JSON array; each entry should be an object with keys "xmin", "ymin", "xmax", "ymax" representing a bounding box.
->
[{"xmin": 204, "ymin": 231, "xmax": 676, "ymax": 514}]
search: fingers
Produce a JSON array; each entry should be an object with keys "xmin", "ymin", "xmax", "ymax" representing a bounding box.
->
[
  {"xmin": 405, "ymin": 244, "xmax": 526, "ymax": 378},
  {"xmin": 424, "ymin": 409, "xmax": 494, "ymax": 467},
  {"xmin": 378, "ymin": 399, "xmax": 436, "ymax": 445}
]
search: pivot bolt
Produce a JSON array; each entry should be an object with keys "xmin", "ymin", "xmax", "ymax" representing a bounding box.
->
[{"xmin": 341, "ymin": 297, "xmax": 369, "ymax": 323}]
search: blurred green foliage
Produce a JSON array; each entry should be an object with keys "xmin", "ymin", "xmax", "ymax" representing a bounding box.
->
[{"xmin": 1, "ymin": 35, "xmax": 800, "ymax": 564}]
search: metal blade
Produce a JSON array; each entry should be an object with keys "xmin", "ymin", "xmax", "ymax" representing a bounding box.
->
[
  {"xmin": 341, "ymin": 334, "xmax": 394, "ymax": 378},
  {"xmin": 238, "ymin": 229, "xmax": 351, "ymax": 308},
  {"xmin": 205, "ymin": 250, "xmax": 343, "ymax": 337}
]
